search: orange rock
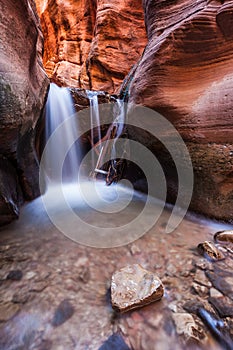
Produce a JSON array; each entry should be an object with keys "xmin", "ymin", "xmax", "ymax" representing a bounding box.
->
[
  {"xmin": 111, "ymin": 264, "xmax": 164, "ymax": 313},
  {"xmin": 36, "ymin": 0, "xmax": 147, "ymax": 92},
  {"xmin": 128, "ymin": 0, "xmax": 233, "ymax": 220}
]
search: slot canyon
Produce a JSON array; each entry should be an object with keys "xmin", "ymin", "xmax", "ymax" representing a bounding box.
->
[{"xmin": 0, "ymin": 0, "xmax": 233, "ymax": 349}]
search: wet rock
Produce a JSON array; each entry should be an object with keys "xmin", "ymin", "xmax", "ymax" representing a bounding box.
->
[
  {"xmin": 6, "ymin": 270, "xmax": 23, "ymax": 281},
  {"xmin": 195, "ymin": 258, "xmax": 214, "ymax": 271},
  {"xmin": 197, "ymin": 241, "xmax": 225, "ymax": 262},
  {"xmin": 111, "ymin": 264, "xmax": 164, "ymax": 313},
  {"xmin": 25, "ymin": 271, "xmax": 37, "ymax": 280},
  {"xmin": 99, "ymin": 333, "xmax": 131, "ymax": 350},
  {"xmin": 206, "ymin": 269, "xmax": 233, "ymax": 300},
  {"xmin": 210, "ymin": 288, "xmax": 223, "ymax": 298},
  {"xmin": 183, "ymin": 300, "xmax": 205, "ymax": 315},
  {"xmin": 172, "ymin": 313, "xmax": 206, "ymax": 343},
  {"xmin": 51, "ymin": 299, "xmax": 75, "ymax": 327},
  {"xmin": 214, "ymin": 230, "xmax": 233, "ymax": 244},
  {"xmin": 0, "ymin": 302, "xmax": 20, "ymax": 321},
  {"xmin": 209, "ymin": 297, "xmax": 233, "ymax": 318},
  {"xmin": 192, "ymin": 282, "xmax": 209, "ymax": 297},
  {"xmin": 194, "ymin": 269, "xmax": 212, "ymax": 288},
  {"xmin": 197, "ymin": 308, "xmax": 233, "ymax": 350}
]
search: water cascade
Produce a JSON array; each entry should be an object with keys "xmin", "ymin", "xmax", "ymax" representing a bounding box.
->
[
  {"xmin": 86, "ymin": 90, "xmax": 102, "ymax": 171},
  {"xmin": 44, "ymin": 83, "xmax": 81, "ymax": 184}
]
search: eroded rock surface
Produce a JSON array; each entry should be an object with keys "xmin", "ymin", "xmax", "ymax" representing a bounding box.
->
[
  {"xmin": 111, "ymin": 264, "xmax": 164, "ymax": 313},
  {"xmin": 36, "ymin": 0, "xmax": 147, "ymax": 92},
  {"xmin": 128, "ymin": 0, "xmax": 233, "ymax": 220},
  {"xmin": 0, "ymin": 0, "xmax": 49, "ymax": 224},
  {"xmin": 214, "ymin": 230, "xmax": 233, "ymax": 244}
]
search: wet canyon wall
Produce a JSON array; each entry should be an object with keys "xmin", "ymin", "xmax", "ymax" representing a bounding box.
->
[{"xmin": 0, "ymin": 0, "xmax": 49, "ymax": 224}]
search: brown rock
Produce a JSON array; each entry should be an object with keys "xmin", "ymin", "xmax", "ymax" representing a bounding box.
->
[
  {"xmin": 209, "ymin": 296, "xmax": 233, "ymax": 318},
  {"xmin": 197, "ymin": 241, "xmax": 225, "ymax": 262},
  {"xmin": 0, "ymin": 0, "xmax": 49, "ymax": 224},
  {"xmin": 36, "ymin": 0, "xmax": 147, "ymax": 92},
  {"xmin": 0, "ymin": 302, "xmax": 20, "ymax": 321},
  {"xmin": 128, "ymin": 0, "xmax": 233, "ymax": 220},
  {"xmin": 214, "ymin": 230, "xmax": 233, "ymax": 244},
  {"xmin": 111, "ymin": 264, "xmax": 164, "ymax": 313}
]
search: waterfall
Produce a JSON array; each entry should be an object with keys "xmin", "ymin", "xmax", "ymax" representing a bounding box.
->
[
  {"xmin": 44, "ymin": 83, "xmax": 81, "ymax": 184},
  {"xmin": 86, "ymin": 90, "xmax": 102, "ymax": 170}
]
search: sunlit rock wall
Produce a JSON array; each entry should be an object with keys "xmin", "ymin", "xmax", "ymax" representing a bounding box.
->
[{"xmin": 35, "ymin": 0, "xmax": 147, "ymax": 92}]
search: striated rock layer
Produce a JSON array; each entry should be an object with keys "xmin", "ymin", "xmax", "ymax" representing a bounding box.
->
[
  {"xmin": 36, "ymin": 0, "xmax": 147, "ymax": 92},
  {"xmin": 0, "ymin": 0, "xmax": 49, "ymax": 224},
  {"xmin": 128, "ymin": 0, "xmax": 233, "ymax": 220}
]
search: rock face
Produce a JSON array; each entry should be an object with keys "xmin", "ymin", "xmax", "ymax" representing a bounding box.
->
[
  {"xmin": 111, "ymin": 264, "xmax": 164, "ymax": 313},
  {"xmin": 0, "ymin": 0, "xmax": 49, "ymax": 224},
  {"xmin": 36, "ymin": 0, "xmax": 147, "ymax": 92},
  {"xmin": 128, "ymin": 0, "xmax": 233, "ymax": 220}
]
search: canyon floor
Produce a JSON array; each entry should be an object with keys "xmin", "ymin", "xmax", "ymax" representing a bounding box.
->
[{"xmin": 0, "ymin": 185, "xmax": 233, "ymax": 350}]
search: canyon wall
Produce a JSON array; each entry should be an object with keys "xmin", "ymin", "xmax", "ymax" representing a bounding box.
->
[
  {"xmin": 0, "ymin": 0, "xmax": 49, "ymax": 224},
  {"xmin": 35, "ymin": 0, "xmax": 147, "ymax": 92},
  {"xmin": 128, "ymin": 0, "xmax": 233, "ymax": 219}
]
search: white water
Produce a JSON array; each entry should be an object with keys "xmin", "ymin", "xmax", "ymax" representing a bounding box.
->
[
  {"xmin": 86, "ymin": 90, "xmax": 102, "ymax": 170},
  {"xmin": 44, "ymin": 83, "xmax": 81, "ymax": 183}
]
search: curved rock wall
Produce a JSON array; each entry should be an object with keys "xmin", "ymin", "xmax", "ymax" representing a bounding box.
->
[
  {"xmin": 36, "ymin": 0, "xmax": 147, "ymax": 92},
  {"xmin": 0, "ymin": 0, "xmax": 49, "ymax": 224},
  {"xmin": 129, "ymin": 0, "xmax": 233, "ymax": 220}
]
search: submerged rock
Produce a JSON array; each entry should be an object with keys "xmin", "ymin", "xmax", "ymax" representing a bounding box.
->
[
  {"xmin": 111, "ymin": 264, "xmax": 164, "ymax": 313},
  {"xmin": 99, "ymin": 333, "xmax": 130, "ymax": 350},
  {"xmin": 197, "ymin": 241, "xmax": 225, "ymax": 262},
  {"xmin": 51, "ymin": 299, "xmax": 74, "ymax": 327},
  {"xmin": 214, "ymin": 230, "xmax": 233, "ymax": 244}
]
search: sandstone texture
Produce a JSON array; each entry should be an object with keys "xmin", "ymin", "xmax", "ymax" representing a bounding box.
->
[
  {"xmin": 111, "ymin": 264, "xmax": 164, "ymax": 313},
  {"xmin": 0, "ymin": 0, "xmax": 49, "ymax": 224},
  {"xmin": 128, "ymin": 0, "xmax": 233, "ymax": 220},
  {"xmin": 214, "ymin": 230, "xmax": 233, "ymax": 244},
  {"xmin": 36, "ymin": 0, "xmax": 147, "ymax": 92}
]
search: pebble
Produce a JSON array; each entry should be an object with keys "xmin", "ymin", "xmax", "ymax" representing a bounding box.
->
[
  {"xmin": 6, "ymin": 270, "xmax": 23, "ymax": 281},
  {"xmin": 197, "ymin": 241, "xmax": 225, "ymax": 261},
  {"xmin": 192, "ymin": 282, "xmax": 209, "ymax": 297},
  {"xmin": 209, "ymin": 288, "xmax": 223, "ymax": 298},
  {"xmin": 111, "ymin": 264, "xmax": 164, "ymax": 313},
  {"xmin": 25, "ymin": 271, "xmax": 37, "ymax": 280},
  {"xmin": 214, "ymin": 230, "xmax": 233, "ymax": 244},
  {"xmin": 194, "ymin": 269, "xmax": 212, "ymax": 287}
]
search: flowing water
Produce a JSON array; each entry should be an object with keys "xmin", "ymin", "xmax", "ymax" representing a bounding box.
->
[
  {"xmin": 86, "ymin": 90, "xmax": 102, "ymax": 171},
  {"xmin": 44, "ymin": 83, "xmax": 81, "ymax": 183},
  {"xmin": 0, "ymin": 85, "xmax": 233, "ymax": 349}
]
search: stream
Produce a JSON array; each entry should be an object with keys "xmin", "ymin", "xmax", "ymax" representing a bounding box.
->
[{"xmin": 0, "ymin": 84, "xmax": 233, "ymax": 350}]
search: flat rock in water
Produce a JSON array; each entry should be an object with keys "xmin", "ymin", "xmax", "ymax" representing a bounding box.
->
[
  {"xmin": 111, "ymin": 264, "xmax": 164, "ymax": 313},
  {"xmin": 197, "ymin": 241, "xmax": 225, "ymax": 261},
  {"xmin": 214, "ymin": 230, "xmax": 233, "ymax": 244}
]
